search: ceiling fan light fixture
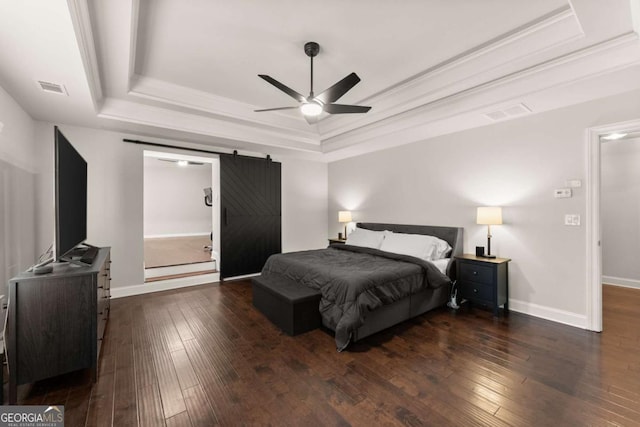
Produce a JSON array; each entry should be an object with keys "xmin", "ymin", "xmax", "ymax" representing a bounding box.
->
[{"xmin": 300, "ymin": 101, "xmax": 323, "ymax": 117}]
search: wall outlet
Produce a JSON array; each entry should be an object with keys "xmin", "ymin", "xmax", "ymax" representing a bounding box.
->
[
  {"xmin": 554, "ymin": 188, "xmax": 572, "ymax": 198},
  {"xmin": 564, "ymin": 214, "xmax": 581, "ymax": 226},
  {"xmin": 566, "ymin": 179, "xmax": 582, "ymax": 188}
]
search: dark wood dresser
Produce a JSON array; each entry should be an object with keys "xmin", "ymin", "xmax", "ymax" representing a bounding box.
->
[{"xmin": 7, "ymin": 247, "xmax": 111, "ymax": 404}]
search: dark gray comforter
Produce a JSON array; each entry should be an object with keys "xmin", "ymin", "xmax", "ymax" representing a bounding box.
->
[{"xmin": 261, "ymin": 244, "xmax": 451, "ymax": 350}]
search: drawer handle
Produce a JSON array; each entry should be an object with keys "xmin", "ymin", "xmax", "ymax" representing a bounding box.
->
[
  {"xmin": 99, "ymin": 311, "xmax": 103, "ymax": 315},
  {"xmin": 98, "ymin": 285, "xmax": 103, "ymax": 289},
  {"xmin": 473, "ymin": 288, "xmax": 478, "ymax": 293},
  {"xmin": 473, "ymin": 271, "xmax": 478, "ymax": 275}
]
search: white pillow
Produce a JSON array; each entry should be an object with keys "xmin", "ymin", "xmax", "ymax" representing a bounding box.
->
[
  {"xmin": 379, "ymin": 231, "xmax": 451, "ymax": 261},
  {"xmin": 345, "ymin": 228, "xmax": 386, "ymax": 249}
]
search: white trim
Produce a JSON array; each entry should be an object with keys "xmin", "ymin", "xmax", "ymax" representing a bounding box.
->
[
  {"xmin": 111, "ymin": 272, "xmax": 220, "ymax": 299},
  {"xmin": 602, "ymin": 276, "xmax": 640, "ymax": 290},
  {"xmin": 145, "ymin": 261, "xmax": 217, "ymax": 279},
  {"xmin": 143, "ymin": 232, "xmax": 210, "ymax": 239},
  {"xmin": 509, "ymin": 299, "xmax": 587, "ymax": 329},
  {"xmin": 586, "ymin": 118, "xmax": 640, "ymax": 332},
  {"xmin": 66, "ymin": 0, "xmax": 104, "ymax": 110},
  {"xmin": 586, "ymin": 126, "xmax": 602, "ymax": 332},
  {"xmin": 223, "ymin": 272, "xmax": 260, "ymax": 281}
]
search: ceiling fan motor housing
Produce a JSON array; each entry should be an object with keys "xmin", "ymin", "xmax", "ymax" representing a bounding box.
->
[{"xmin": 304, "ymin": 41, "xmax": 320, "ymax": 58}]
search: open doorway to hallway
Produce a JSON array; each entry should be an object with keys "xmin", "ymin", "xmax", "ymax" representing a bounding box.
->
[
  {"xmin": 600, "ymin": 132, "xmax": 640, "ymax": 331},
  {"xmin": 143, "ymin": 150, "xmax": 220, "ymax": 282}
]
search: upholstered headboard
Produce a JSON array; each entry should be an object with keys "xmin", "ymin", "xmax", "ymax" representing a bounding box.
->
[{"xmin": 357, "ymin": 222, "xmax": 464, "ymax": 279}]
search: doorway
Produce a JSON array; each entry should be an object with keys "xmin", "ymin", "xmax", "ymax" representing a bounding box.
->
[
  {"xmin": 586, "ymin": 120, "xmax": 640, "ymax": 331},
  {"xmin": 143, "ymin": 150, "xmax": 220, "ymax": 282}
]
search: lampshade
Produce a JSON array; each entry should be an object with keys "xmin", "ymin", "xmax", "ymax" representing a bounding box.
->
[
  {"xmin": 476, "ymin": 207, "xmax": 503, "ymax": 225},
  {"xmin": 338, "ymin": 211, "xmax": 352, "ymax": 223}
]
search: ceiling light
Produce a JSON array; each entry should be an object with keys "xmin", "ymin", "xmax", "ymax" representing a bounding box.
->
[
  {"xmin": 601, "ymin": 132, "xmax": 628, "ymax": 140},
  {"xmin": 300, "ymin": 102, "xmax": 323, "ymax": 117},
  {"xmin": 177, "ymin": 160, "xmax": 188, "ymax": 167}
]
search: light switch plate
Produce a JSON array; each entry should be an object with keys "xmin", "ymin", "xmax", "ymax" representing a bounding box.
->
[
  {"xmin": 554, "ymin": 188, "xmax": 572, "ymax": 198},
  {"xmin": 564, "ymin": 214, "xmax": 581, "ymax": 226},
  {"xmin": 566, "ymin": 179, "xmax": 582, "ymax": 188}
]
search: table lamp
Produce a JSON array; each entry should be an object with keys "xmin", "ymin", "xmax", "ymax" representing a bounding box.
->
[
  {"xmin": 338, "ymin": 211, "xmax": 352, "ymax": 240},
  {"xmin": 476, "ymin": 207, "xmax": 502, "ymax": 258}
]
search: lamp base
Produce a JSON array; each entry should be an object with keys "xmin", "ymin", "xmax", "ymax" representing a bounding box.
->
[{"xmin": 479, "ymin": 254, "xmax": 497, "ymax": 259}]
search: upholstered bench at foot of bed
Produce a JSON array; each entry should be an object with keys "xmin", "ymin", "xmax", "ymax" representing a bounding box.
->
[{"xmin": 252, "ymin": 275, "xmax": 322, "ymax": 336}]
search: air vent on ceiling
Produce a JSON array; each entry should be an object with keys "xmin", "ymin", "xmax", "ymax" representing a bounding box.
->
[
  {"xmin": 484, "ymin": 103, "xmax": 531, "ymax": 122},
  {"xmin": 37, "ymin": 80, "xmax": 68, "ymax": 95}
]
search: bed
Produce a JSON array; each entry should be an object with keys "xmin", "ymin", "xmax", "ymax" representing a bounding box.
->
[{"xmin": 258, "ymin": 222, "xmax": 463, "ymax": 350}]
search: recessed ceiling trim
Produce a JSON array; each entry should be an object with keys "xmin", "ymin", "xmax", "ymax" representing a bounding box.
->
[
  {"xmin": 128, "ymin": 74, "xmax": 314, "ymax": 135},
  {"xmin": 319, "ymin": 5, "xmax": 583, "ymax": 139},
  {"xmin": 320, "ymin": 31, "xmax": 640, "ymax": 142},
  {"xmin": 124, "ymin": 4, "xmax": 581, "ymax": 142},
  {"xmin": 66, "ymin": 0, "xmax": 103, "ymax": 109},
  {"xmin": 98, "ymin": 98, "xmax": 322, "ymax": 153}
]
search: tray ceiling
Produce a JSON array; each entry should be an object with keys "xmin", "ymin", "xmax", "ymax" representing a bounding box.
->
[{"xmin": 0, "ymin": 0, "xmax": 639, "ymax": 160}]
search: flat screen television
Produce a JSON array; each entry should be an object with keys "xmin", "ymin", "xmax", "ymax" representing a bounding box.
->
[{"xmin": 54, "ymin": 126, "xmax": 87, "ymax": 261}]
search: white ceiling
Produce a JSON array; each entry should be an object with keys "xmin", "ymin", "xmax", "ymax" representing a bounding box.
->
[{"xmin": 1, "ymin": 0, "xmax": 640, "ymax": 161}]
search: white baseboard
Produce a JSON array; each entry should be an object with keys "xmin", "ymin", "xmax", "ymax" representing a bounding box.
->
[
  {"xmin": 602, "ymin": 275, "xmax": 640, "ymax": 290},
  {"xmin": 508, "ymin": 298, "xmax": 587, "ymax": 329},
  {"xmin": 145, "ymin": 261, "xmax": 217, "ymax": 279},
  {"xmin": 111, "ymin": 272, "xmax": 220, "ymax": 299},
  {"xmin": 144, "ymin": 232, "xmax": 211, "ymax": 239}
]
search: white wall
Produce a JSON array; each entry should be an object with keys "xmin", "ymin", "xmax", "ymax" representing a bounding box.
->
[
  {"xmin": 601, "ymin": 137, "xmax": 640, "ymax": 288},
  {"xmin": 34, "ymin": 123, "xmax": 328, "ymax": 290},
  {"xmin": 0, "ymin": 85, "xmax": 36, "ymax": 293},
  {"xmin": 143, "ymin": 157, "xmax": 212, "ymax": 237},
  {"xmin": 281, "ymin": 158, "xmax": 329, "ymax": 253},
  {"xmin": 328, "ymin": 88, "xmax": 640, "ymax": 328},
  {"xmin": 35, "ymin": 123, "xmax": 146, "ymax": 288}
]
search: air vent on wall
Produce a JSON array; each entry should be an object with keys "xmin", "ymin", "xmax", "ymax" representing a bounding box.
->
[
  {"xmin": 484, "ymin": 103, "xmax": 531, "ymax": 122},
  {"xmin": 36, "ymin": 80, "xmax": 68, "ymax": 95}
]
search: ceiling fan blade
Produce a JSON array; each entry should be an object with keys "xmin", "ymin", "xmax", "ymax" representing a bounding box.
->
[
  {"xmin": 324, "ymin": 103, "xmax": 371, "ymax": 114},
  {"xmin": 315, "ymin": 72, "xmax": 361, "ymax": 104},
  {"xmin": 254, "ymin": 106, "xmax": 299, "ymax": 112},
  {"xmin": 304, "ymin": 114, "xmax": 320, "ymax": 125},
  {"xmin": 258, "ymin": 75, "xmax": 306, "ymax": 103}
]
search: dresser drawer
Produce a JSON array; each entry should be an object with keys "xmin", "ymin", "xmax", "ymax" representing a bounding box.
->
[
  {"xmin": 458, "ymin": 281, "xmax": 493, "ymax": 302},
  {"xmin": 459, "ymin": 262, "xmax": 494, "ymax": 285}
]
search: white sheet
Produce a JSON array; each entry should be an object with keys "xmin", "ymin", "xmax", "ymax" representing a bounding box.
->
[{"xmin": 431, "ymin": 258, "xmax": 450, "ymax": 275}]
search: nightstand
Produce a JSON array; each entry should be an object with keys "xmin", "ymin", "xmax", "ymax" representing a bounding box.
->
[
  {"xmin": 455, "ymin": 254, "xmax": 511, "ymax": 316},
  {"xmin": 328, "ymin": 238, "xmax": 346, "ymax": 245}
]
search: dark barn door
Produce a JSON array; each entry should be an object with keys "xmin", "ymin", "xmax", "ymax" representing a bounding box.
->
[{"xmin": 220, "ymin": 154, "xmax": 281, "ymax": 279}]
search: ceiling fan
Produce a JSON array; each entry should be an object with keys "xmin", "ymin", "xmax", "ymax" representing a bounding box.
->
[{"xmin": 255, "ymin": 42, "xmax": 371, "ymax": 124}]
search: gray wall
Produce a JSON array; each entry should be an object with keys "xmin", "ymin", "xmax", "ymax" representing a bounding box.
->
[
  {"xmin": 143, "ymin": 157, "xmax": 212, "ymax": 237},
  {"xmin": 601, "ymin": 137, "xmax": 640, "ymax": 288},
  {"xmin": 0, "ymin": 85, "xmax": 36, "ymax": 294},
  {"xmin": 328, "ymin": 88, "xmax": 640, "ymax": 328},
  {"xmin": 34, "ymin": 123, "xmax": 328, "ymax": 289}
]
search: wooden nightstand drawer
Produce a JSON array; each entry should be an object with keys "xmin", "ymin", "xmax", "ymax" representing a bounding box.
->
[
  {"xmin": 458, "ymin": 281, "xmax": 493, "ymax": 302},
  {"xmin": 459, "ymin": 262, "xmax": 493, "ymax": 285}
]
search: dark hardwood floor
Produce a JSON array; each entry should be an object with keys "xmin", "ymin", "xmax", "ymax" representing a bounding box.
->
[{"xmin": 7, "ymin": 283, "xmax": 640, "ymax": 426}]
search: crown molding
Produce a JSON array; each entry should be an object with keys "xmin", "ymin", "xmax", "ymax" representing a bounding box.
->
[
  {"xmin": 128, "ymin": 75, "xmax": 314, "ymax": 136},
  {"xmin": 321, "ymin": 33, "xmax": 640, "ymax": 157},
  {"xmin": 319, "ymin": 5, "xmax": 583, "ymax": 140},
  {"xmin": 66, "ymin": 0, "xmax": 103, "ymax": 110},
  {"xmin": 123, "ymin": 4, "xmax": 581, "ymax": 144},
  {"xmin": 128, "ymin": 0, "xmax": 139, "ymax": 82},
  {"xmin": 98, "ymin": 98, "xmax": 321, "ymax": 153}
]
